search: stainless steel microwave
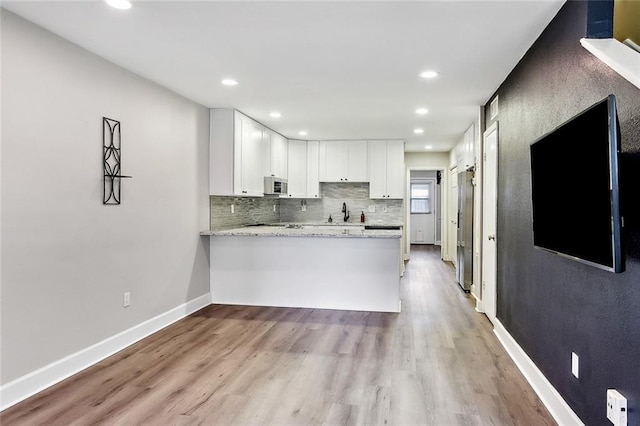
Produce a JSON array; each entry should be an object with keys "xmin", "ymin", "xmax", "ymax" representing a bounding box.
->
[{"xmin": 264, "ymin": 176, "xmax": 288, "ymax": 196}]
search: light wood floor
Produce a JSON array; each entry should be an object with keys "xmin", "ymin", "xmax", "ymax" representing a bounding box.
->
[{"xmin": 1, "ymin": 245, "xmax": 555, "ymax": 425}]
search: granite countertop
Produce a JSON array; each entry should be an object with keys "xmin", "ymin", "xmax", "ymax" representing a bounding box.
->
[{"xmin": 200, "ymin": 222, "xmax": 402, "ymax": 239}]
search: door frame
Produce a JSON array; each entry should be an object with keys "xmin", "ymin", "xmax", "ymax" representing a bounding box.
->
[
  {"xmin": 405, "ymin": 166, "xmax": 447, "ymax": 261},
  {"xmin": 480, "ymin": 121, "xmax": 498, "ymax": 322},
  {"xmin": 409, "ymin": 177, "xmax": 437, "ymax": 245}
]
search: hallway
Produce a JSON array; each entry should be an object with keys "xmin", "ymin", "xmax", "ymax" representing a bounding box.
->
[{"xmin": 1, "ymin": 246, "xmax": 554, "ymax": 425}]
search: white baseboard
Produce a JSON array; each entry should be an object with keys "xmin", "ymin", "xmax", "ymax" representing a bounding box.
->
[
  {"xmin": 473, "ymin": 293, "xmax": 484, "ymax": 313},
  {"xmin": 0, "ymin": 293, "xmax": 211, "ymax": 412},
  {"xmin": 493, "ymin": 319, "xmax": 584, "ymax": 426}
]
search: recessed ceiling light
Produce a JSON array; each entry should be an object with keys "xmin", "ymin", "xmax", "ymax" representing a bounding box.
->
[
  {"xmin": 299, "ymin": 131, "xmax": 308, "ymax": 136},
  {"xmin": 419, "ymin": 70, "xmax": 439, "ymax": 79},
  {"xmin": 270, "ymin": 112, "xmax": 282, "ymax": 118},
  {"xmin": 414, "ymin": 128, "xmax": 424, "ymax": 134},
  {"xmin": 415, "ymin": 108, "xmax": 429, "ymax": 115},
  {"xmin": 425, "ymin": 145, "xmax": 433, "ymax": 150},
  {"xmin": 105, "ymin": 0, "xmax": 132, "ymax": 9},
  {"xmin": 221, "ymin": 79, "xmax": 239, "ymax": 86}
]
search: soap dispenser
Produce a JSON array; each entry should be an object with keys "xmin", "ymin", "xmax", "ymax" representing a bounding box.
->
[
  {"xmin": 360, "ymin": 211, "xmax": 365, "ymax": 223},
  {"xmin": 328, "ymin": 214, "xmax": 333, "ymax": 223}
]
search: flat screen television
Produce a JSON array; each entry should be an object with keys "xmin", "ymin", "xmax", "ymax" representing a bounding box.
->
[{"xmin": 529, "ymin": 94, "xmax": 624, "ymax": 273}]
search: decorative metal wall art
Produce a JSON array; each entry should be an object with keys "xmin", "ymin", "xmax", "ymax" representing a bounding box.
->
[{"xmin": 103, "ymin": 117, "xmax": 131, "ymax": 204}]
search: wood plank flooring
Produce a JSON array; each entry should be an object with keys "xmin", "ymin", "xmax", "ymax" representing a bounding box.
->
[{"xmin": 1, "ymin": 245, "xmax": 555, "ymax": 425}]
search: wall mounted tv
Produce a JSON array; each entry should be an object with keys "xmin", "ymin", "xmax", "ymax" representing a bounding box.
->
[{"xmin": 529, "ymin": 94, "xmax": 624, "ymax": 273}]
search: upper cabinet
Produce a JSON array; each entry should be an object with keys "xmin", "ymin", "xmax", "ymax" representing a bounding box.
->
[
  {"xmin": 210, "ymin": 110, "xmax": 401, "ymax": 198},
  {"xmin": 306, "ymin": 141, "xmax": 320, "ymax": 198},
  {"xmin": 318, "ymin": 140, "xmax": 368, "ymax": 182},
  {"xmin": 453, "ymin": 123, "xmax": 475, "ymax": 171},
  {"xmin": 286, "ymin": 140, "xmax": 321, "ymax": 199},
  {"xmin": 210, "ymin": 109, "xmax": 265, "ymax": 196},
  {"xmin": 265, "ymin": 130, "xmax": 288, "ymax": 179},
  {"xmin": 287, "ymin": 139, "xmax": 307, "ymax": 198},
  {"xmin": 368, "ymin": 140, "xmax": 404, "ymax": 199}
]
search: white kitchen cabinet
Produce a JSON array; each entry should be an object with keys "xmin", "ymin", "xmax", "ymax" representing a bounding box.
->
[
  {"xmin": 287, "ymin": 139, "xmax": 307, "ymax": 198},
  {"xmin": 210, "ymin": 109, "xmax": 266, "ymax": 196},
  {"xmin": 263, "ymin": 129, "xmax": 288, "ymax": 179},
  {"xmin": 318, "ymin": 140, "xmax": 368, "ymax": 182},
  {"xmin": 368, "ymin": 140, "xmax": 404, "ymax": 199},
  {"xmin": 385, "ymin": 141, "xmax": 405, "ymax": 198},
  {"xmin": 454, "ymin": 123, "xmax": 475, "ymax": 171},
  {"xmin": 240, "ymin": 117, "xmax": 264, "ymax": 196},
  {"xmin": 270, "ymin": 132, "xmax": 288, "ymax": 179},
  {"xmin": 306, "ymin": 141, "xmax": 320, "ymax": 198},
  {"xmin": 463, "ymin": 123, "xmax": 475, "ymax": 170}
]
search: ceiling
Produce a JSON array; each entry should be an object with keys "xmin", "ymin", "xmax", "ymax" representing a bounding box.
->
[{"xmin": 2, "ymin": 0, "xmax": 565, "ymax": 152}]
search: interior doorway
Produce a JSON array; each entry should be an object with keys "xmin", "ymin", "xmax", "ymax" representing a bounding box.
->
[
  {"xmin": 409, "ymin": 171, "xmax": 438, "ymax": 245},
  {"xmin": 405, "ymin": 167, "xmax": 446, "ymax": 261},
  {"xmin": 481, "ymin": 122, "xmax": 498, "ymax": 323}
]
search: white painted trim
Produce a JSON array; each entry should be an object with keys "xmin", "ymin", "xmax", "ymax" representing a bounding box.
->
[
  {"xmin": 405, "ymin": 166, "xmax": 447, "ymax": 261},
  {"xmin": 580, "ymin": 38, "xmax": 640, "ymax": 90},
  {"xmin": 0, "ymin": 294, "xmax": 211, "ymax": 411},
  {"xmin": 493, "ymin": 320, "xmax": 584, "ymax": 426}
]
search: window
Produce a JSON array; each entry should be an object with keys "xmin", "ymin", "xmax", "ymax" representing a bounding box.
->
[{"xmin": 410, "ymin": 182, "xmax": 432, "ymax": 214}]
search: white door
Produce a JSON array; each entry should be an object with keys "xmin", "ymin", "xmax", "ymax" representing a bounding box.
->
[
  {"xmin": 448, "ymin": 168, "xmax": 458, "ymax": 264},
  {"xmin": 482, "ymin": 122, "xmax": 498, "ymax": 323}
]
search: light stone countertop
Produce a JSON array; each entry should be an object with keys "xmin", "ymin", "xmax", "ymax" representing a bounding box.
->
[{"xmin": 200, "ymin": 223, "xmax": 402, "ymax": 239}]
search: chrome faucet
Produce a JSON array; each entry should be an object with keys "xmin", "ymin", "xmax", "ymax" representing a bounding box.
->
[{"xmin": 342, "ymin": 202, "xmax": 350, "ymax": 222}]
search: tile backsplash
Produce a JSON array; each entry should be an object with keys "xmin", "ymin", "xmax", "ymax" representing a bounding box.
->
[
  {"xmin": 210, "ymin": 196, "xmax": 280, "ymax": 230},
  {"xmin": 210, "ymin": 183, "xmax": 403, "ymax": 230},
  {"xmin": 280, "ymin": 183, "xmax": 403, "ymax": 224}
]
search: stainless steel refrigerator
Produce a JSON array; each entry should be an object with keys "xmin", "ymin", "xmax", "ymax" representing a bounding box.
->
[{"xmin": 456, "ymin": 170, "xmax": 474, "ymax": 291}]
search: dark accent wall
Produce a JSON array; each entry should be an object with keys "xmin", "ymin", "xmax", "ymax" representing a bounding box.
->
[
  {"xmin": 586, "ymin": 0, "xmax": 613, "ymax": 38},
  {"xmin": 485, "ymin": 1, "xmax": 640, "ymax": 424}
]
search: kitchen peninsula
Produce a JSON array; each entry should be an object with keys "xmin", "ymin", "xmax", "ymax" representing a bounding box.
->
[{"xmin": 201, "ymin": 223, "xmax": 402, "ymax": 313}]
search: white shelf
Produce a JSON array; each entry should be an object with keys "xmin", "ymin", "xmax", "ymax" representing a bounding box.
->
[{"xmin": 580, "ymin": 38, "xmax": 640, "ymax": 90}]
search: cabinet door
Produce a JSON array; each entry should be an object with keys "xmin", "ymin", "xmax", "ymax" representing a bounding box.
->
[
  {"xmin": 385, "ymin": 141, "xmax": 405, "ymax": 199},
  {"xmin": 241, "ymin": 120, "xmax": 263, "ymax": 196},
  {"xmin": 271, "ymin": 133, "xmax": 288, "ymax": 179},
  {"xmin": 306, "ymin": 141, "xmax": 320, "ymax": 198},
  {"xmin": 464, "ymin": 123, "xmax": 475, "ymax": 170},
  {"xmin": 319, "ymin": 141, "xmax": 347, "ymax": 182},
  {"xmin": 346, "ymin": 140, "xmax": 368, "ymax": 182},
  {"xmin": 232, "ymin": 114, "xmax": 244, "ymax": 195},
  {"xmin": 368, "ymin": 140, "xmax": 387, "ymax": 198},
  {"xmin": 287, "ymin": 139, "xmax": 307, "ymax": 198},
  {"xmin": 262, "ymin": 128, "xmax": 273, "ymax": 178}
]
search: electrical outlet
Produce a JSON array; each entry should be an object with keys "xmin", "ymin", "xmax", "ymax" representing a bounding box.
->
[
  {"xmin": 382, "ymin": 205, "xmax": 388, "ymax": 213},
  {"xmin": 230, "ymin": 204, "xmax": 234, "ymax": 214},
  {"xmin": 273, "ymin": 204, "xmax": 276, "ymax": 212},
  {"xmin": 607, "ymin": 389, "xmax": 627, "ymax": 426},
  {"xmin": 571, "ymin": 352, "xmax": 579, "ymax": 378},
  {"xmin": 123, "ymin": 292, "xmax": 131, "ymax": 307},
  {"xmin": 368, "ymin": 205, "xmax": 375, "ymax": 213}
]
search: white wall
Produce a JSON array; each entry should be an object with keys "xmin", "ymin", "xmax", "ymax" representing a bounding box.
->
[
  {"xmin": 405, "ymin": 152, "xmax": 449, "ymax": 169},
  {"xmin": 1, "ymin": 11, "xmax": 210, "ymax": 385}
]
